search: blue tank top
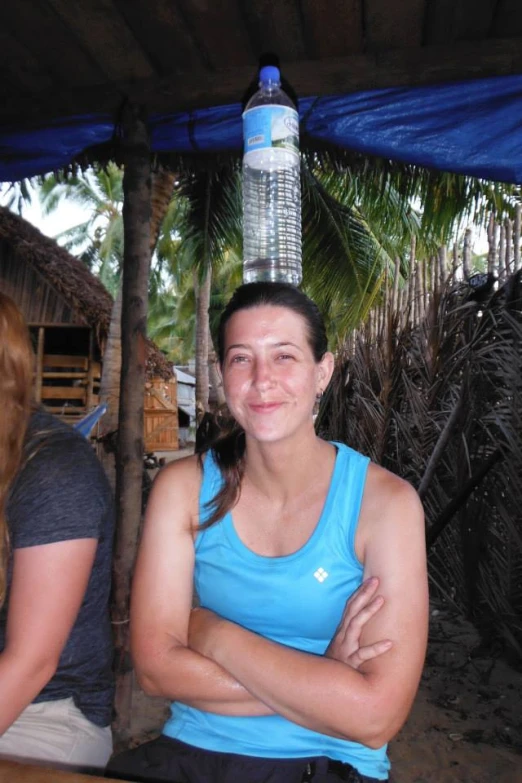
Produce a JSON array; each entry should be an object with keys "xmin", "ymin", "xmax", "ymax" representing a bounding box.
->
[{"xmin": 163, "ymin": 443, "xmax": 390, "ymax": 780}]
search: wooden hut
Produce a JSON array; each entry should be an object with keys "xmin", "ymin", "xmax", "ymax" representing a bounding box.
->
[{"xmin": 0, "ymin": 206, "xmax": 179, "ymax": 452}]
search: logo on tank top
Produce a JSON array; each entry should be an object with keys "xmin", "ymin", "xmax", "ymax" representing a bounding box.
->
[{"xmin": 313, "ymin": 567, "xmax": 329, "ymax": 583}]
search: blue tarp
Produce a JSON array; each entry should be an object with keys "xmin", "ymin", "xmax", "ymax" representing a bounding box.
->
[{"xmin": 2, "ymin": 74, "xmax": 522, "ymax": 183}]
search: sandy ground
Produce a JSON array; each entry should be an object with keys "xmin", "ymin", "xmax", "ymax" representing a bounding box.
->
[{"xmin": 124, "ymin": 605, "xmax": 522, "ymax": 782}]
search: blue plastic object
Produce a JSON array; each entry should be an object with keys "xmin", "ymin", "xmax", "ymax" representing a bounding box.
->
[
  {"xmin": 259, "ymin": 65, "xmax": 280, "ymax": 85},
  {"xmin": 73, "ymin": 403, "xmax": 108, "ymax": 439},
  {"xmin": 2, "ymin": 74, "xmax": 522, "ymax": 183}
]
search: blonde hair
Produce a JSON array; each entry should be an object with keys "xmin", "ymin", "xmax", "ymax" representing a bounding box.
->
[{"xmin": 0, "ymin": 293, "xmax": 34, "ymax": 604}]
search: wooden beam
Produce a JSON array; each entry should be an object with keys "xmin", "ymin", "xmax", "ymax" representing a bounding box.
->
[
  {"xmin": 112, "ymin": 102, "xmax": 151, "ymax": 742},
  {"xmin": 3, "ymin": 37, "xmax": 522, "ymax": 131},
  {"xmin": 364, "ymin": 0, "xmax": 425, "ymax": 50},
  {"xmin": 300, "ymin": 0, "xmax": 364, "ymax": 57},
  {"xmin": 45, "ymin": 0, "xmax": 155, "ymax": 82}
]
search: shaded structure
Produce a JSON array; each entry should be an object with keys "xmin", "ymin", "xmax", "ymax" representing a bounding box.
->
[{"xmin": 1, "ymin": 1, "xmax": 522, "ymax": 131}]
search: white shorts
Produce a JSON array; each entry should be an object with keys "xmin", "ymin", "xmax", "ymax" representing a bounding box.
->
[{"xmin": 0, "ymin": 697, "xmax": 113, "ymax": 773}]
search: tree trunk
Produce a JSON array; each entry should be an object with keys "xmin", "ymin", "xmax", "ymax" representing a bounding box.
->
[
  {"xmin": 98, "ymin": 284, "xmax": 123, "ymax": 491},
  {"xmin": 195, "ymin": 266, "xmax": 211, "ymax": 424},
  {"xmin": 150, "ymin": 166, "xmax": 178, "ymax": 254},
  {"xmin": 208, "ymin": 330, "xmax": 226, "ymax": 408},
  {"xmin": 112, "ymin": 104, "xmax": 151, "ymax": 743}
]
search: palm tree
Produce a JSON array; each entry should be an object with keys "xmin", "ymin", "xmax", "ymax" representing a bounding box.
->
[
  {"xmin": 33, "ymin": 156, "xmax": 522, "ymax": 419},
  {"xmin": 39, "ymin": 164, "xmax": 124, "ymax": 295}
]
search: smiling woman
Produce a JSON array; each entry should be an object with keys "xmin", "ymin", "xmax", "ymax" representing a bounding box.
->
[
  {"xmin": 221, "ymin": 304, "xmax": 333, "ymax": 445},
  {"xmin": 106, "ymin": 282, "xmax": 429, "ymax": 783}
]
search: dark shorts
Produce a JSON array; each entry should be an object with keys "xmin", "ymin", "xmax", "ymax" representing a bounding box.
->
[{"xmin": 105, "ymin": 735, "xmax": 386, "ymax": 783}]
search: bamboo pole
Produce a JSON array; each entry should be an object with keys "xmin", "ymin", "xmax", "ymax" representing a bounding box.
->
[
  {"xmin": 462, "ymin": 229, "xmax": 472, "ymax": 279},
  {"xmin": 438, "ymin": 245, "xmax": 447, "ymax": 290},
  {"xmin": 408, "ymin": 236, "xmax": 416, "ymax": 325},
  {"xmin": 430, "ymin": 254, "xmax": 440, "ymax": 294},
  {"xmin": 113, "ymin": 103, "xmax": 151, "ymax": 742},
  {"xmin": 382, "ymin": 264, "xmax": 389, "ymax": 338},
  {"xmin": 498, "ymin": 223, "xmax": 506, "ymax": 283},
  {"xmin": 415, "ymin": 259, "xmax": 423, "ymax": 324},
  {"xmin": 513, "ymin": 204, "xmax": 522, "ymax": 272},
  {"xmin": 487, "ymin": 213, "xmax": 497, "ymax": 275},
  {"xmin": 391, "ymin": 257, "xmax": 400, "ymax": 316},
  {"xmin": 452, "ymin": 243, "xmax": 459, "ymax": 279},
  {"xmin": 421, "ymin": 257, "xmax": 427, "ymax": 317},
  {"xmin": 505, "ymin": 218, "xmax": 512, "ymax": 278}
]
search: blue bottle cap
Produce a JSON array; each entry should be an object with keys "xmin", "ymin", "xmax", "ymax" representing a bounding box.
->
[{"xmin": 259, "ymin": 65, "xmax": 280, "ymax": 85}]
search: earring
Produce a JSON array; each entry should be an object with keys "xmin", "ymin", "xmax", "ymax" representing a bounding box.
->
[{"xmin": 313, "ymin": 390, "xmax": 323, "ymax": 419}]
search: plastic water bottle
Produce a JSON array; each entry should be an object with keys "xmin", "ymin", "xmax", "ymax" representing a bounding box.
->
[{"xmin": 242, "ymin": 65, "xmax": 302, "ymax": 286}]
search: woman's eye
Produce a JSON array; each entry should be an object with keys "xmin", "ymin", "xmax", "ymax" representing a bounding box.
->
[
  {"xmin": 230, "ymin": 355, "xmax": 248, "ymax": 364},
  {"xmin": 277, "ymin": 354, "xmax": 295, "ymax": 361}
]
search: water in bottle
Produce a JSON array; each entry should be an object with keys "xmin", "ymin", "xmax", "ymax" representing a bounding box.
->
[{"xmin": 242, "ymin": 65, "xmax": 302, "ymax": 286}]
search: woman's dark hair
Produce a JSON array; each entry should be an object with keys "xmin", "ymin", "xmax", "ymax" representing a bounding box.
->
[
  {"xmin": 199, "ymin": 282, "xmax": 328, "ymax": 527},
  {"xmin": 217, "ymin": 282, "xmax": 328, "ymax": 365}
]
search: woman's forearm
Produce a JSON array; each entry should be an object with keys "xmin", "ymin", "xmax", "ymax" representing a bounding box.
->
[
  {"xmin": 205, "ymin": 620, "xmax": 387, "ymax": 747},
  {"xmin": 0, "ymin": 650, "xmax": 57, "ymax": 735},
  {"xmin": 135, "ymin": 643, "xmax": 274, "ymax": 716}
]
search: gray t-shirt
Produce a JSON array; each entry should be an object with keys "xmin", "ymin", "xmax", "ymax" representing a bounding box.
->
[{"xmin": 3, "ymin": 409, "xmax": 115, "ymax": 727}]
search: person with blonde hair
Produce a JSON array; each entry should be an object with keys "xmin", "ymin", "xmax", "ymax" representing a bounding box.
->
[
  {"xmin": 0, "ymin": 292, "xmax": 114, "ymax": 772},
  {"xmin": 107, "ymin": 282, "xmax": 428, "ymax": 783}
]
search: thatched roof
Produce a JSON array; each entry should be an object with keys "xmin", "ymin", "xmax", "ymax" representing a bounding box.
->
[
  {"xmin": 0, "ymin": 206, "xmax": 172, "ymax": 380},
  {"xmin": 1, "ymin": 2, "xmax": 521, "ymax": 133}
]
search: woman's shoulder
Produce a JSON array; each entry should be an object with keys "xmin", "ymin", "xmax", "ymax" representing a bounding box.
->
[
  {"xmin": 357, "ymin": 463, "xmax": 424, "ymax": 560},
  {"xmin": 366, "ymin": 461, "xmax": 420, "ymax": 503},
  {"xmin": 151, "ymin": 452, "xmax": 203, "ymax": 504},
  {"xmin": 155, "ymin": 452, "xmax": 200, "ymax": 482},
  {"xmin": 363, "ymin": 462, "xmax": 423, "ymax": 532}
]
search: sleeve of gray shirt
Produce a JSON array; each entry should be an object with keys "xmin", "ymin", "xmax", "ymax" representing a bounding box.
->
[{"xmin": 8, "ymin": 421, "xmax": 110, "ymax": 549}]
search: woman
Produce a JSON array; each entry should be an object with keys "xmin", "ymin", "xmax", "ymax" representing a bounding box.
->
[
  {"xmin": 107, "ymin": 282, "xmax": 428, "ymax": 783},
  {"xmin": 0, "ymin": 292, "xmax": 114, "ymax": 771}
]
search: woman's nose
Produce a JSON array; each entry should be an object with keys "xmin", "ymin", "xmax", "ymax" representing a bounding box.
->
[{"xmin": 253, "ymin": 359, "xmax": 272, "ymax": 388}]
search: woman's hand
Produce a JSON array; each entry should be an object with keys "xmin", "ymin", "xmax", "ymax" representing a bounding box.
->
[{"xmin": 324, "ymin": 577, "xmax": 392, "ymax": 669}]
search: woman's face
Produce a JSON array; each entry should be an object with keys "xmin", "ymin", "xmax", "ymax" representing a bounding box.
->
[{"xmin": 221, "ymin": 305, "xmax": 333, "ymax": 444}]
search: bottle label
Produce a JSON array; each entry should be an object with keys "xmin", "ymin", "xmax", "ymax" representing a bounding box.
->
[{"xmin": 243, "ymin": 105, "xmax": 299, "ymax": 156}]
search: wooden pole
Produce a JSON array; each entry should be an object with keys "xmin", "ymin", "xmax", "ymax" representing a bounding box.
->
[
  {"xmin": 112, "ymin": 103, "xmax": 151, "ymax": 743},
  {"xmin": 463, "ymin": 229, "xmax": 472, "ymax": 279}
]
